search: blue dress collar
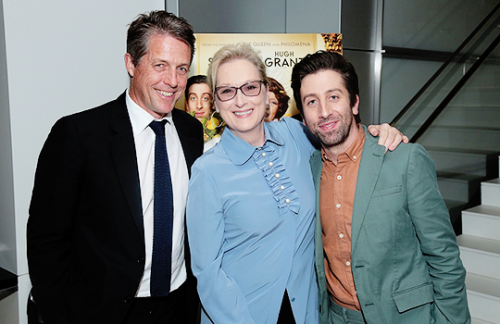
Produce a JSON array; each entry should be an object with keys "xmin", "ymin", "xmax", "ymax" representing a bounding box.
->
[{"xmin": 221, "ymin": 122, "xmax": 285, "ymax": 166}]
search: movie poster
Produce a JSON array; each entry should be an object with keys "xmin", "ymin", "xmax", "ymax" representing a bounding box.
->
[{"xmin": 178, "ymin": 33, "xmax": 342, "ymax": 117}]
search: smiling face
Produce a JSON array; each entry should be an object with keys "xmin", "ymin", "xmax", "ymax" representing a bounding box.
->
[
  {"xmin": 264, "ymin": 92, "xmax": 279, "ymax": 122},
  {"xmin": 185, "ymin": 83, "xmax": 213, "ymax": 121},
  {"xmin": 125, "ymin": 33, "xmax": 191, "ymax": 119},
  {"xmin": 214, "ymin": 59, "xmax": 268, "ymax": 146},
  {"xmin": 300, "ymin": 69, "xmax": 360, "ymax": 155}
]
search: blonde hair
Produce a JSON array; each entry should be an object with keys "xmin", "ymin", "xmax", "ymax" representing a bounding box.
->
[{"xmin": 207, "ymin": 43, "xmax": 268, "ymax": 93}]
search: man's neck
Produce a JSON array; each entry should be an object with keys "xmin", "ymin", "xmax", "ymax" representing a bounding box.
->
[{"xmin": 323, "ymin": 123, "xmax": 361, "ymax": 165}]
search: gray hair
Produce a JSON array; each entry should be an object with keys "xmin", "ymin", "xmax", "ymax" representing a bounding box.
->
[
  {"xmin": 207, "ymin": 43, "xmax": 267, "ymax": 93},
  {"xmin": 127, "ymin": 10, "xmax": 196, "ymax": 66}
]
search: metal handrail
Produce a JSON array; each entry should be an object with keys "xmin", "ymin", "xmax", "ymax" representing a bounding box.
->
[
  {"xmin": 410, "ymin": 32, "xmax": 500, "ymax": 142},
  {"xmin": 390, "ymin": 2, "xmax": 500, "ymax": 128}
]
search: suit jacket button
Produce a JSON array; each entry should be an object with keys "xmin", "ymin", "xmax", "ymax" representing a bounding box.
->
[
  {"xmin": 124, "ymin": 296, "xmax": 132, "ymax": 303},
  {"xmin": 137, "ymin": 257, "xmax": 145, "ymax": 264}
]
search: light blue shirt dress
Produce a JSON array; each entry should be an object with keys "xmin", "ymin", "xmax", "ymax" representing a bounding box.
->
[{"xmin": 187, "ymin": 118, "xmax": 319, "ymax": 324}]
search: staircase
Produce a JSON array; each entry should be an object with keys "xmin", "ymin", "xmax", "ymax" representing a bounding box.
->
[
  {"xmin": 457, "ymin": 164, "xmax": 500, "ymax": 323},
  {"xmin": 383, "ymin": 4, "xmax": 500, "ymax": 322},
  {"xmin": 418, "ymin": 58, "xmax": 500, "ymax": 234},
  {"xmin": 387, "ymin": 3, "xmax": 500, "ymax": 236}
]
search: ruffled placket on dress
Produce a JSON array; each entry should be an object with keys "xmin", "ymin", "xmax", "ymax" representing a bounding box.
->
[{"xmin": 253, "ymin": 143, "xmax": 301, "ymax": 215}]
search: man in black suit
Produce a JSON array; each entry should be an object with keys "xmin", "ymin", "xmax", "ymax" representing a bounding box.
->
[{"xmin": 27, "ymin": 11, "xmax": 203, "ymax": 324}]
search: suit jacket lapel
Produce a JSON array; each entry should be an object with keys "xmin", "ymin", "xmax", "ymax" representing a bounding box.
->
[
  {"xmin": 109, "ymin": 93, "xmax": 145, "ymax": 242},
  {"xmin": 311, "ymin": 149, "xmax": 324, "ymax": 269},
  {"xmin": 310, "ymin": 149, "xmax": 330, "ymax": 320},
  {"xmin": 351, "ymin": 126, "xmax": 385, "ymax": 252}
]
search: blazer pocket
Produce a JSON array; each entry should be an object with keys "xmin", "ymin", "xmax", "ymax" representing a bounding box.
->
[
  {"xmin": 393, "ymin": 282, "xmax": 434, "ymax": 313},
  {"xmin": 372, "ymin": 183, "xmax": 402, "ymax": 198}
]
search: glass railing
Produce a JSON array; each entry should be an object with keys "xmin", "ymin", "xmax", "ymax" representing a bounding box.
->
[{"xmin": 390, "ymin": 3, "xmax": 500, "ymax": 142}]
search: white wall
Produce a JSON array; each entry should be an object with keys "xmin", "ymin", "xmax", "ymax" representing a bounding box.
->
[
  {"xmin": 0, "ymin": 1, "xmax": 165, "ymax": 323},
  {"xmin": 0, "ymin": 0, "xmax": 15, "ymax": 276}
]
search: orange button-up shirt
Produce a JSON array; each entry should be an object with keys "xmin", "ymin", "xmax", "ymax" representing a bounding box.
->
[{"xmin": 320, "ymin": 130, "xmax": 365, "ymax": 311}]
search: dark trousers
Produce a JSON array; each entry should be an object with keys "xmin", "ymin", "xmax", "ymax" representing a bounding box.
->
[
  {"xmin": 277, "ymin": 290, "xmax": 296, "ymax": 324},
  {"xmin": 27, "ymin": 291, "xmax": 43, "ymax": 324},
  {"xmin": 122, "ymin": 282, "xmax": 192, "ymax": 324},
  {"xmin": 27, "ymin": 282, "xmax": 199, "ymax": 324}
]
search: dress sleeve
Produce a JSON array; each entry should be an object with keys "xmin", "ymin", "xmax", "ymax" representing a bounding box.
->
[
  {"xmin": 406, "ymin": 144, "xmax": 470, "ymax": 323},
  {"xmin": 187, "ymin": 161, "xmax": 257, "ymax": 324},
  {"xmin": 281, "ymin": 117, "xmax": 319, "ymax": 155}
]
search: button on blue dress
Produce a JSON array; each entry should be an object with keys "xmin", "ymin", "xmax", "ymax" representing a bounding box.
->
[{"xmin": 187, "ymin": 118, "xmax": 319, "ymax": 324}]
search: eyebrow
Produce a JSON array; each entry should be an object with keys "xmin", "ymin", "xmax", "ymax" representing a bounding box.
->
[
  {"xmin": 217, "ymin": 79, "xmax": 258, "ymax": 87},
  {"xmin": 302, "ymin": 88, "xmax": 344, "ymax": 100},
  {"xmin": 151, "ymin": 58, "xmax": 190, "ymax": 69}
]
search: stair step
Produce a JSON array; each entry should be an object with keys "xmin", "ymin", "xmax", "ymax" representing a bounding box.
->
[
  {"xmin": 463, "ymin": 205, "xmax": 500, "ymax": 241},
  {"xmin": 466, "ymin": 273, "xmax": 500, "ymax": 323},
  {"xmin": 457, "ymin": 234, "xmax": 500, "ymax": 280},
  {"xmin": 471, "ymin": 318, "xmax": 497, "ymax": 324},
  {"xmin": 437, "ymin": 171, "xmax": 484, "ymax": 202},
  {"xmin": 433, "ymin": 106, "xmax": 500, "ymax": 128},
  {"xmin": 465, "ymin": 74, "xmax": 500, "ymax": 91},
  {"xmin": 482, "ymin": 178, "xmax": 500, "ymax": 207},
  {"xmin": 452, "ymin": 86, "xmax": 500, "ymax": 108},
  {"xmin": 426, "ymin": 147, "xmax": 499, "ymax": 176},
  {"xmin": 445, "ymin": 199, "xmax": 469, "ymax": 209},
  {"xmin": 418, "ymin": 126, "xmax": 500, "ymax": 151},
  {"xmin": 464, "ymin": 62, "xmax": 500, "ymax": 84},
  {"xmin": 445, "ymin": 199, "xmax": 469, "ymax": 235}
]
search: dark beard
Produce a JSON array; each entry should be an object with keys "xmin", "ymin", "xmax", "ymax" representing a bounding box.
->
[{"xmin": 311, "ymin": 113, "xmax": 353, "ymax": 149}]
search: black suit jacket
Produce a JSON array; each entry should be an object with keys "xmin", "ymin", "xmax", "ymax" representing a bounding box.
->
[{"xmin": 27, "ymin": 92, "xmax": 204, "ymax": 324}]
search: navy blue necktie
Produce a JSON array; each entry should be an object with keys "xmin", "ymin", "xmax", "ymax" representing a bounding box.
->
[{"xmin": 149, "ymin": 120, "xmax": 173, "ymax": 297}]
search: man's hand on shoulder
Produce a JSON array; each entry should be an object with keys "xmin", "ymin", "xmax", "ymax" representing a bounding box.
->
[{"xmin": 368, "ymin": 123, "xmax": 409, "ymax": 153}]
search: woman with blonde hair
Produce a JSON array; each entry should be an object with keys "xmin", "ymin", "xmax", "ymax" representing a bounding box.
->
[{"xmin": 186, "ymin": 43, "xmax": 404, "ymax": 324}]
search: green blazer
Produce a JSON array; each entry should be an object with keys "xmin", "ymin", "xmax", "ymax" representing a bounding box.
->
[{"xmin": 312, "ymin": 125, "xmax": 470, "ymax": 324}]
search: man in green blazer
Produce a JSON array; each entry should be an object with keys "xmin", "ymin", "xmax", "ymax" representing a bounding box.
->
[{"xmin": 291, "ymin": 51, "xmax": 470, "ymax": 324}]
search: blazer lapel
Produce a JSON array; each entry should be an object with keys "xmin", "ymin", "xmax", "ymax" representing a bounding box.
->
[
  {"xmin": 311, "ymin": 149, "xmax": 324, "ymax": 268},
  {"xmin": 351, "ymin": 126, "xmax": 385, "ymax": 252},
  {"xmin": 109, "ymin": 93, "xmax": 144, "ymax": 242},
  {"xmin": 310, "ymin": 150, "xmax": 331, "ymax": 320}
]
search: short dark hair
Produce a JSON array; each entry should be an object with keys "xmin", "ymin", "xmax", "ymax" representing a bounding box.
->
[
  {"xmin": 267, "ymin": 77, "xmax": 290, "ymax": 120},
  {"xmin": 291, "ymin": 51, "xmax": 360, "ymax": 122},
  {"xmin": 185, "ymin": 75, "xmax": 209, "ymax": 100},
  {"xmin": 127, "ymin": 10, "xmax": 196, "ymax": 66}
]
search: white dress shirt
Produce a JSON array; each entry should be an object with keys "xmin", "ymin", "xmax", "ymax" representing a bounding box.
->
[{"xmin": 126, "ymin": 90, "xmax": 189, "ymax": 296}]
